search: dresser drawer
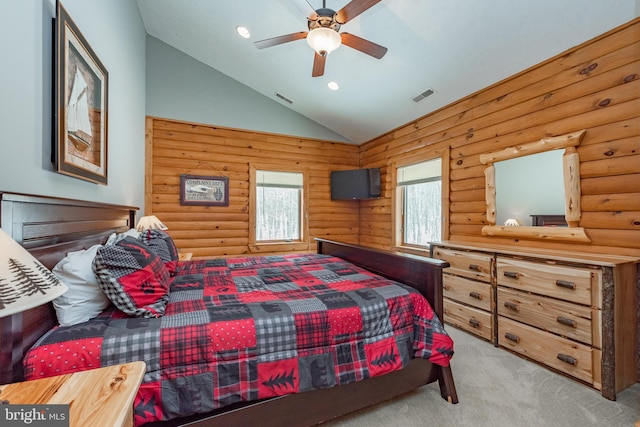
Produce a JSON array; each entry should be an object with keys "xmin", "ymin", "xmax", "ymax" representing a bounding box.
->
[
  {"xmin": 443, "ymin": 273, "xmax": 493, "ymax": 312},
  {"xmin": 444, "ymin": 299, "xmax": 493, "ymax": 342},
  {"xmin": 434, "ymin": 247, "xmax": 493, "ymax": 283},
  {"xmin": 498, "ymin": 317, "xmax": 598, "ymax": 386},
  {"xmin": 498, "ymin": 287, "xmax": 600, "ymax": 347},
  {"xmin": 496, "ymin": 258, "xmax": 599, "ymax": 306}
]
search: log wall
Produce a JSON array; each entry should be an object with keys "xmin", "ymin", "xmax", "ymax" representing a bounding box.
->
[
  {"xmin": 359, "ymin": 18, "xmax": 640, "ymax": 257},
  {"xmin": 145, "ymin": 118, "xmax": 360, "ymax": 258}
]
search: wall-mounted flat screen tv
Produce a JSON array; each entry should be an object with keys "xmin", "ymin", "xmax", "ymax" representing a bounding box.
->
[{"xmin": 330, "ymin": 168, "xmax": 381, "ymax": 200}]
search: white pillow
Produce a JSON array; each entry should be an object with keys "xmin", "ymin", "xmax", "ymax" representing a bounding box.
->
[
  {"xmin": 52, "ymin": 245, "xmax": 111, "ymax": 326},
  {"xmin": 105, "ymin": 228, "xmax": 140, "ymax": 245}
]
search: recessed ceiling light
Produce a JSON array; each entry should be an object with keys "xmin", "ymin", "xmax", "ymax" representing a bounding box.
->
[
  {"xmin": 236, "ymin": 26, "xmax": 250, "ymax": 39},
  {"xmin": 328, "ymin": 81, "xmax": 339, "ymax": 90}
]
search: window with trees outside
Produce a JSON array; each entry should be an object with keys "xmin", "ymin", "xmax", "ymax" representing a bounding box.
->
[
  {"xmin": 397, "ymin": 158, "xmax": 442, "ymax": 247},
  {"xmin": 255, "ymin": 170, "xmax": 304, "ymax": 242}
]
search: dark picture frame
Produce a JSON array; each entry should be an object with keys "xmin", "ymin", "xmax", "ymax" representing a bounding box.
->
[
  {"xmin": 180, "ymin": 175, "xmax": 229, "ymax": 206},
  {"xmin": 54, "ymin": 1, "xmax": 108, "ymax": 185}
]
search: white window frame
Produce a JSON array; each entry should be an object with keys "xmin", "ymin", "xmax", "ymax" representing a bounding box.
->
[
  {"xmin": 249, "ymin": 164, "xmax": 309, "ymax": 252},
  {"xmin": 392, "ymin": 149, "xmax": 449, "ymax": 251}
]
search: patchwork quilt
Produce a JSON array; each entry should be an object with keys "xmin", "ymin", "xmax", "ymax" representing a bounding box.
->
[{"xmin": 24, "ymin": 253, "xmax": 454, "ymax": 425}]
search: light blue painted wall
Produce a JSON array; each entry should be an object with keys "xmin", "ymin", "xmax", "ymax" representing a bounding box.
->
[
  {"xmin": 0, "ymin": 0, "xmax": 146, "ymax": 209},
  {"xmin": 145, "ymin": 36, "xmax": 350, "ymax": 143}
]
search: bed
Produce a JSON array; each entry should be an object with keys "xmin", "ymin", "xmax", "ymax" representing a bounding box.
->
[{"xmin": 0, "ymin": 191, "xmax": 458, "ymax": 426}]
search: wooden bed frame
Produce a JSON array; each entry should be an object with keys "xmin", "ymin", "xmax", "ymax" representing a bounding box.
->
[{"xmin": 0, "ymin": 192, "xmax": 458, "ymax": 426}]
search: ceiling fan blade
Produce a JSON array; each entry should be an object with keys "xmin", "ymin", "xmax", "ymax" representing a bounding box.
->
[
  {"xmin": 312, "ymin": 52, "xmax": 326, "ymax": 77},
  {"xmin": 254, "ymin": 32, "xmax": 307, "ymax": 49},
  {"xmin": 336, "ymin": 0, "xmax": 381, "ymax": 24},
  {"xmin": 340, "ymin": 33, "xmax": 387, "ymax": 59}
]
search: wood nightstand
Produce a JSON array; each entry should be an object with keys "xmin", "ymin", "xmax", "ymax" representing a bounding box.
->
[
  {"xmin": 179, "ymin": 252, "xmax": 193, "ymax": 261},
  {"xmin": 0, "ymin": 361, "xmax": 145, "ymax": 427}
]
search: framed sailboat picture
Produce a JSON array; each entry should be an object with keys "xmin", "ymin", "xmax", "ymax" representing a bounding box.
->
[{"xmin": 54, "ymin": 1, "xmax": 108, "ymax": 184}]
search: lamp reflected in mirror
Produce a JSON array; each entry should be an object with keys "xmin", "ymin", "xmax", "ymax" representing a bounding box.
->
[{"xmin": 504, "ymin": 218, "xmax": 520, "ymax": 227}]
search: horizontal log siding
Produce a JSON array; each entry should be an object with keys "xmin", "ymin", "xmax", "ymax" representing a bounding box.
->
[
  {"xmin": 359, "ymin": 19, "xmax": 640, "ymax": 257},
  {"xmin": 146, "ymin": 118, "xmax": 359, "ymax": 258}
]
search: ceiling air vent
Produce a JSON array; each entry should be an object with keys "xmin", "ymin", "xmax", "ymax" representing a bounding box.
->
[
  {"xmin": 275, "ymin": 92, "xmax": 293, "ymax": 104},
  {"xmin": 412, "ymin": 88, "xmax": 435, "ymax": 103}
]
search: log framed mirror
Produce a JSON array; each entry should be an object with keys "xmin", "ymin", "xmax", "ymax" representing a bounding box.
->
[{"xmin": 479, "ymin": 130, "xmax": 590, "ymax": 242}]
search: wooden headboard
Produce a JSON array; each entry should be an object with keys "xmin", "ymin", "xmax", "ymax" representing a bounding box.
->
[{"xmin": 0, "ymin": 192, "xmax": 137, "ymax": 384}]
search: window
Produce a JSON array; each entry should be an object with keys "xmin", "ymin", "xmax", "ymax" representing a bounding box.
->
[
  {"xmin": 255, "ymin": 170, "xmax": 304, "ymax": 242},
  {"xmin": 397, "ymin": 158, "xmax": 442, "ymax": 247}
]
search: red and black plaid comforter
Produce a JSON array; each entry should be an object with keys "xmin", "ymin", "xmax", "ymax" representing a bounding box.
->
[{"xmin": 24, "ymin": 254, "xmax": 454, "ymax": 425}]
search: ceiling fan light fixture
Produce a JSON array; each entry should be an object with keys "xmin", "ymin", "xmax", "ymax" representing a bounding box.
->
[{"xmin": 306, "ymin": 27, "xmax": 341, "ymax": 56}]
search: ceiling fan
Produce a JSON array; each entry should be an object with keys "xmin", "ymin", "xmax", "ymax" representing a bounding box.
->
[{"xmin": 254, "ymin": 0, "xmax": 388, "ymax": 77}]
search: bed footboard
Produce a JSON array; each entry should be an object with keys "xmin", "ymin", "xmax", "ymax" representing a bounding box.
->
[
  {"xmin": 315, "ymin": 238, "xmax": 450, "ymax": 318},
  {"xmin": 315, "ymin": 238, "xmax": 458, "ymax": 404}
]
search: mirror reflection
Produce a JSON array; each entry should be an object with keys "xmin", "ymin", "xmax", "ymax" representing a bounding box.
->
[{"xmin": 495, "ymin": 150, "xmax": 564, "ymax": 226}]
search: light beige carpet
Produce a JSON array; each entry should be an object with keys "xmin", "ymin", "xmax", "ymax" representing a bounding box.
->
[{"xmin": 324, "ymin": 327, "xmax": 640, "ymax": 427}]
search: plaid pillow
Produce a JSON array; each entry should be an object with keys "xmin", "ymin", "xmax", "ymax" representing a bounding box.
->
[
  {"xmin": 139, "ymin": 229, "xmax": 179, "ymax": 275},
  {"xmin": 93, "ymin": 237, "xmax": 170, "ymax": 317}
]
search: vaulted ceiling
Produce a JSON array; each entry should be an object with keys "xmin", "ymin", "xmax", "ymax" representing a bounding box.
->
[{"xmin": 136, "ymin": 0, "xmax": 637, "ymax": 144}]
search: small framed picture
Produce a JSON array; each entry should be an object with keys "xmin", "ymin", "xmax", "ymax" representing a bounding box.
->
[
  {"xmin": 54, "ymin": 1, "xmax": 109, "ymax": 185},
  {"xmin": 180, "ymin": 175, "xmax": 229, "ymax": 206}
]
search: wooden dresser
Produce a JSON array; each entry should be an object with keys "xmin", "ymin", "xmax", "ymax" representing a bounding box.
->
[
  {"xmin": 431, "ymin": 241, "xmax": 638, "ymax": 400},
  {"xmin": 432, "ymin": 246, "xmax": 496, "ymax": 344}
]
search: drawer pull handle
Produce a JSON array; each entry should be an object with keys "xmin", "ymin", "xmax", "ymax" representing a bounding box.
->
[
  {"xmin": 468, "ymin": 318, "xmax": 482, "ymax": 329},
  {"xmin": 505, "ymin": 332, "xmax": 520, "ymax": 343},
  {"xmin": 557, "ymin": 316, "xmax": 577, "ymax": 328},
  {"xmin": 556, "ymin": 280, "xmax": 576, "ymax": 290},
  {"xmin": 504, "ymin": 301, "xmax": 519, "ymax": 311},
  {"xmin": 557, "ymin": 353, "xmax": 577, "ymax": 366},
  {"xmin": 503, "ymin": 271, "xmax": 520, "ymax": 279},
  {"xmin": 468, "ymin": 264, "xmax": 481, "ymax": 272},
  {"xmin": 469, "ymin": 291, "xmax": 482, "ymax": 300}
]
